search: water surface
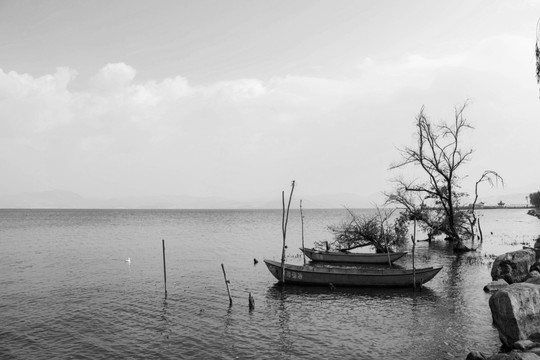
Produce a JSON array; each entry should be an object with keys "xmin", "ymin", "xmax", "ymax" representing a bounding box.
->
[{"xmin": 1, "ymin": 208, "xmax": 539, "ymax": 359}]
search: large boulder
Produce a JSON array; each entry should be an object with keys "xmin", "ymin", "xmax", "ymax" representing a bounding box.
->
[
  {"xmin": 491, "ymin": 249, "xmax": 536, "ymax": 284},
  {"xmin": 489, "ymin": 283, "xmax": 540, "ymax": 349}
]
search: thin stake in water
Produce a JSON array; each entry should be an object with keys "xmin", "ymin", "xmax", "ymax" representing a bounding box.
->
[
  {"xmin": 412, "ymin": 219, "xmax": 417, "ymax": 290},
  {"xmin": 162, "ymin": 239, "xmax": 168, "ymax": 299},
  {"xmin": 300, "ymin": 199, "xmax": 306, "ymax": 266},
  {"xmin": 281, "ymin": 180, "xmax": 295, "ymax": 283},
  {"xmin": 248, "ymin": 292, "xmax": 255, "ymax": 311},
  {"xmin": 221, "ymin": 263, "xmax": 232, "ymax": 306}
]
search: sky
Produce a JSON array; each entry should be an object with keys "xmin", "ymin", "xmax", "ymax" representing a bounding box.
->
[{"xmin": 1, "ymin": 0, "xmax": 540, "ymax": 206}]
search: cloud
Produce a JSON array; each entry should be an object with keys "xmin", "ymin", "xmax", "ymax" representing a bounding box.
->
[
  {"xmin": 0, "ymin": 41, "xmax": 539, "ymax": 200},
  {"xmin": 0, "ymin": 66, "xmax": 76, "ymax": 98},
  {"xmin": 354, "ymin": 34, "xmax": 533, "ymax": 96},
  {"xmin": 90, "ymin": 62, "xmax": 136, "ymax": 92},
  {"xmin": 204, "ymin": 78, "xmax": 267, "ymax": 100}
]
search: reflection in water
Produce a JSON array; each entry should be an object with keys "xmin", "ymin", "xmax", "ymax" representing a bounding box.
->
[
  {"xmin": 276, "ymin": 287, "xmax": 293, "ymax": 358},
  {"xmin": 221, "ymin": 306, "xmax": 234, "ymax": 354},
  {"xmin": 159, "ymin": 298, "xmax": 171, "ymax": 342},
  {"xmin": 265, "ymin": 285, "xmax": 294, "ymax": 357},
  {"xmin": 265, "ymin": 282, "xmax": 443, "ymax": 359}
]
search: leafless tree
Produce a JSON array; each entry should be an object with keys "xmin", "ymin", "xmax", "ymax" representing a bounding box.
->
[
  {"xmin": 466, "ymin": 170, "xmax": 503, "ymax": 242},
  {"xmin": 389, "ymin": 103, "xmax": 501, "ymax": 251}
]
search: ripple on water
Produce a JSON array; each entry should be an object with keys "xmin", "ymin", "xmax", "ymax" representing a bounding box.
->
[{"xmin": 3, "ymin": 209, "xmax": 534, "ymax": 359}]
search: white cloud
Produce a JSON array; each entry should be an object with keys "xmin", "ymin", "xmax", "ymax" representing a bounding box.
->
[
  {"xmin": 0, "ymin": 67, "xmax": 76, "ymax": 98},
  {"xmin": 204, "ymin": 79, "xmax": 267, "ymax": 100},
  {"xmin": 0, "ymin": 44, "xmax": 539, "ymax": 200},
  {"xmin": 90, "ymin": 62, "xmax": 136, "ymax": 92},
  {"xmin": 354, "ymin": 34, "xmax": 533, "ymax": 97}
]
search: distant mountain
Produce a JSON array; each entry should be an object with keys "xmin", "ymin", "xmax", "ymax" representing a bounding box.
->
[
  {"xmin": 0, "ymin": 190, "xmax": 384, "ymax": 209},
  {"xmin": 296, "ymin": 192, "xmax": 384, "ymax": 209},
  {"xmin": 0, "ymin": 190, "xmax": 90, "ymax": 208}
]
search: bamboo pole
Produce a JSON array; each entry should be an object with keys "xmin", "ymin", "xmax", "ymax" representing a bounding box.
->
[
  {"xmin": 412, "ymin": 219, "xmax": 417, "ymax": 290},
  {"xmin": 280, "ymin": 180, "xmax": 295, "ymax": 283},
  {"xmin": 281, "ymin": 191, "xmax": 286, "ymax": 283},
  {"xmin": 162, "ymin": 239, "xmax": 168, "ymax": 299},
  {"xmin": 300, "ymin": 199, "xmax": 306, "ymax": 266},
  {"xmin": 221, "ymin": 263, "xmax": 232, "ymax": 306}
]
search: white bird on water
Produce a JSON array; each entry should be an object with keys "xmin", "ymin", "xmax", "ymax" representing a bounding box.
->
[{"xmin": 125, "ymin": 257, "xmax": 131, "ymax": 264}]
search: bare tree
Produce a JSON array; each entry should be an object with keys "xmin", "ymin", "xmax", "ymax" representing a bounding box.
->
[
  {"xmin": 390, "ymin": 103, "xmax": 501, "ymax": 251},
  {"xmin": 466, "ymin": 170, "xmax": 503, "ymax": 242},
  {"xmin": 536, "ymin": 18, "xmax": 540, "ymax": 86}
]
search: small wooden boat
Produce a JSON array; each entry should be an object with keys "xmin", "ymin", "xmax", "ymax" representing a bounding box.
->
[
  {"xmin": 300, "ymin": 247, "xmax": 407, "ymax": 264},
  {"xmin": 264, "ymin": 259, "xmax": 442, "ymax": 287}
]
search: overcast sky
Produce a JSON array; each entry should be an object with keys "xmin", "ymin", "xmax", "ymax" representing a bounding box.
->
[{"xmin": 1, "ymin": 0, "xmax": 539, "ymax": 204}]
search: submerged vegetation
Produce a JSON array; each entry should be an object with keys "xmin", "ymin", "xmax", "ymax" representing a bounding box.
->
[{"xmin": 318, "ymin": 208, "xmax": 408, "ymax": 253}]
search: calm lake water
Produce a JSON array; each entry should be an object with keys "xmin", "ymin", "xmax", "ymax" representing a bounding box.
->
[{"xmin": 1, "ymin": 208, "xmax": 539, "ymax": 359}]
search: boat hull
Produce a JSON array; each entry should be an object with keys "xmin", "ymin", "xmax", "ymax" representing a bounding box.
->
[
  {"xmin": 264, "ymin": 260, "xmax": 442, "ymax": 287},
  {"xmin": 300, "ymin": 247, "xmax": 407, "ymax": 264}
]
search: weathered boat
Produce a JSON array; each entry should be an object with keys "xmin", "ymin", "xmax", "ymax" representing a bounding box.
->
[
  {"xmin": 264, "ymin": 259, "xmax": 442, "ymax": 287},
  {"xmin": 300, "ymin": 247, "xmax": 407, "ymax": 264}
]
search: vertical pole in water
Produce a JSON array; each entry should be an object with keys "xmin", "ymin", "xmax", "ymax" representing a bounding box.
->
[
  {"xmin": 248, "ymin": 292, "xmax": 255, "ymax": 311},
  {"xmin": 281, "ymin": 180, "xmax": 295, "ymax": 284},
  {"xmin": 162, "ymin": 239, "xmax": 168, "ymax": 299},
  {"xmin": 221, "ymin": 263, "xmax": 232, "ymax": 306},
  {"xmin": 300, "ymin": 199, "xmax": 306, "ymax": 266},
  {"xmin": 412, "ymin": 219, "xmax": 417, "ymax": 290},
  {"xmin": 281, "ymin": 191, "xmax": 286, "ymax": 283}
]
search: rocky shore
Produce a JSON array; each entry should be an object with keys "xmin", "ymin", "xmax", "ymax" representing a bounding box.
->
[{"xmin": 466, "ymin": 238, "xmax": 540, "ymax": 360}]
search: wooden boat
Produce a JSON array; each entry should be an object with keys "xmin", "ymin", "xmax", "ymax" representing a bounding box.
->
[
  {"xmin": 300, "ymin": 247, "xmax": 407, "ymax": 264},
  {"xmin": 264, "ymin": 259, "xmax": 442, "ymax": 287}
]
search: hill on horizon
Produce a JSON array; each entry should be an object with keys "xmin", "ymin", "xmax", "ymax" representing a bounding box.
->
[
  {"xmin": 0, "ymin": 190, "xmax": 384, "ymax": 209},
  {"xmin": 0, "ymin": 190, "xmax": 530, "ymax": 209}
]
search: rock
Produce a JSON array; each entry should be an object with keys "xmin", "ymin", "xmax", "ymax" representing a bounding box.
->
[
  {"xmin": 466, "ymin": 350, "xmax": 489, "ymax": 359},
  {"xmin": 530, "ymin": 263, "xmax": 540, "ymax": 273},
  {"xmin": 489, "ymin": 283, "xmax": 540, "ymax": 349},
  {"xmin": 491, "ymin": 249, "xmax": 536, "ymax": 284},
  {"xmin": 484, "ymin": 279, "xmax": 510, "ymax": 293},
  {"xmin": 514, "ymin": 340, "xmax": 539, "ymax": 351},
  {"xmin": 487, "ymin": 353, "xmax": 540, "ymax": 360},
  {"xmin": 531, "ymin": 245, "xmax": 540, "ymax": 262},
  {"xmin": 526, "ymin": 271, "xmax": 540, "ymax": 283}
]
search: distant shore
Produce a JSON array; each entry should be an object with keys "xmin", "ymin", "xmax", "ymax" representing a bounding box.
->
[{"xmin": 477, "ymin": 205, "xmax": 531, "ymax": 210}]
